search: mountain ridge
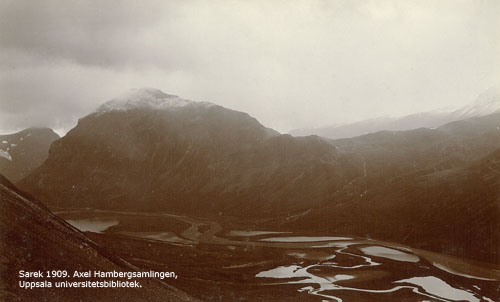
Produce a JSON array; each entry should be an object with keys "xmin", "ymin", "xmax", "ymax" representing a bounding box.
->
[
  {"xmin": 0, "ymin": 127, "xmax": 59, "ymax": 182},
  {"xmin": 290, "ymin": 86, "xmax": 500, "ymax": 139}
]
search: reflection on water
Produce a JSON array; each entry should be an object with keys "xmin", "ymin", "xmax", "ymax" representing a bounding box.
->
[
  {"xmin": 360, "ymin": 246, "xmax": 419, "ymax": 263},
  {"xmin": 59, "ymin": 210, "xmax": 500, "ymax": 301},
  {"xmin": 255, "ymin": 242, "xmax": 498, "ymax": 302},
  {"xmin": 433, "ymin": 262, "xmax": 497, "ymax": 281},
  {"xmin": 144, "ymin": 232, "xmax": 187, "ymax": 243},
  {"xmin": 256, "ymin": 261, "xmax": 493, "ymax": 302},
  {"xmin": 256, "ymin": 265, "xmax": 303, "ymax": 279},
  {"xmin": 261, "ymin": 236, "xmax": 352, "ymax": 242},
  {"xmin": 227, "ymin": 230, "xmax": 289, "ymax": 237},
  {"xmin": 66, "ymin": 219, "xmax": 118, "ymax": 233},
  {"xmin": 287, "ymin": 251, "xmax": 336, "ymax": 261},
  {"xmin": 394, "ymin": 276, "xmax": 482, "ymax": 302},
  {"xmin": 257, "ymin": 264, "xmax": 354, "ymax": 286},
  {"xmin": 118, "ymin": 231, "xmax": 192, "ymax": 245}
]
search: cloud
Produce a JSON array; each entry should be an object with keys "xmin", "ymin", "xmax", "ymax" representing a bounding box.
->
[
  {"xmin": 0, "ymin": 0, "xmax": 179, "ymax": 68},
  {"xmin": 0, "ymin": 0, "xmax": 499, "ymax": 134}
]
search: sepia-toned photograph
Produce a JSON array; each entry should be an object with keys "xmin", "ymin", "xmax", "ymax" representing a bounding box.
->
[{"xmin": 0, "ymin": 1, "xmax": 499, "ymax": 301}]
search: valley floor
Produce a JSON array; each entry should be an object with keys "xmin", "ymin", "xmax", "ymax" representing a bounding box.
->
[{"xmin": 56, "ymin": 209, "xmax": 500, "ymax": 302}]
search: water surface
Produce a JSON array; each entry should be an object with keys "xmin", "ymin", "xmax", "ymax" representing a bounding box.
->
[{"xmin": 66, "ymin": 219, "xmax": 118, "ymax": 233}]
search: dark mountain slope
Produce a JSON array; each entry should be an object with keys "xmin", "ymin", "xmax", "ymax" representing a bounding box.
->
[
  {"xmin": 0, "ymin": 174, "xmax": 196, "ymax": 301},
  {"xmin": 282, "ymin": 114, "xmax": 500, "ymax": 263},
  {"xmin": 0, "ymin": 128, "xmax": 59, "ymax": 182},
  {"xmin": 329, "ymin": 112, "xmax": 500, "ymax": 182},
  {"xmin": 288, "ymin": 147, "xmax": 500, "ymax": 264},
  {"xmin": 19, "ymin": 89, "xmax": 361, "ymax": 216}
]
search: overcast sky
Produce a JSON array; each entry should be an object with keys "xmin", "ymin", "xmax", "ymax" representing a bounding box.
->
[{"xmin": 0, "ymin": 0, "xmax": 499, "ymax": 135}]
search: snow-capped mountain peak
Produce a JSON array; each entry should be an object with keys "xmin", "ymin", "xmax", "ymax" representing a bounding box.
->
[
  {"xmin": 97, "ymin": 87, "xmax": 214, "ymax": 112},
  {"xmin": 289, "ymin": 86, "xmax": 500, "ymax": 139},
  {"xmin": 453, "ymin": 86, "xmax": 500, "ymax": 118}
]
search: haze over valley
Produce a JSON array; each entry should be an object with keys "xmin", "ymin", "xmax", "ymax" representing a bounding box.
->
[
  {"xmin": 1, "ymin": 1, "xmax": 499, "ymax": 301},
  {"xmin": 1, "ymin": 87, "xmax": 499, "ymax": 301}
]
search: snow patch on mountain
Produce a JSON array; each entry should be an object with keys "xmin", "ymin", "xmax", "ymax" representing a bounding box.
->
[
  {"xmin": 453, "ymin": 86, "xmax": 500, "ymax": 118},
  {"xmin": 97, "ymin": 88, "xmax": 215, "ymax": 113},
  {"xmin": 289, "ymin": 86, "xmax": 500, "ymax": 139}
]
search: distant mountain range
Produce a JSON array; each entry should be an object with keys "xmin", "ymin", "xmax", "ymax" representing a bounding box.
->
[
  {"xmin": 0, "ymin": 173, "xmax": 196, "ymax": 301},
  {"xmin": 291, "ymin": 114, "xmax": 500, "ymax": 263},
  {"xmin": 17, "ymin": 88, "xmax": 500, "ymax": 264},
  {"xmin": 0, "ymin": 128, "xmax": 59, "ymax": 182},
  {"xmin": 289, "ymin": 86, "xmax": 500, "ymax": 139}
]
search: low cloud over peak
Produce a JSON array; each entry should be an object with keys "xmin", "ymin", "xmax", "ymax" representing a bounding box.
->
[{"xmin": 1, "ymin": 0, "xmax": 499, "ymax": 135}]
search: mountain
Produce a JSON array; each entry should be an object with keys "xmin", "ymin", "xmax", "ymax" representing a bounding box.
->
[
  {"xmin": 287, "ymin": 114, "xmax": 500, "ymax": 263},
  {"xmin": 18, "ymin": 88, "xmax": 360, "ymax": 215},
  {"xmin": 289, "ymin": 86, "xmax": 500, "ymax": 139},
  {"xmin": 0, "ymin": 173, "xmax": 196, "ymax": 301},
  {"xmin": 18, "ymin": 88, "xmax": 500, "ymax": 264},
  {"xmin": 328, "ymin": 112, "xmax": 500, "ymax": 181},
  {"xmin": 0, "ymin": 128, "xmax": 59, "ymax": 182},
  {"xmin": 453, "ymin": 86, "xmax": 500, "ymax": 119}
]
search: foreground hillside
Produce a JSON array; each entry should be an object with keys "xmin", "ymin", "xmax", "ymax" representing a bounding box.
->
[
  {"xmin": 0, "ymin": 128, "xmax": 59, "ymax": 182},
  {"xmin": 0, "ymin": 174, "xmax": 196, "ymax": 301}
]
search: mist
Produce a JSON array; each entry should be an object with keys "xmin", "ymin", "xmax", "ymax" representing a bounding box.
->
[{"xmin": 0, "ymin": 0, "xmax": 499, "ymax": 135}]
